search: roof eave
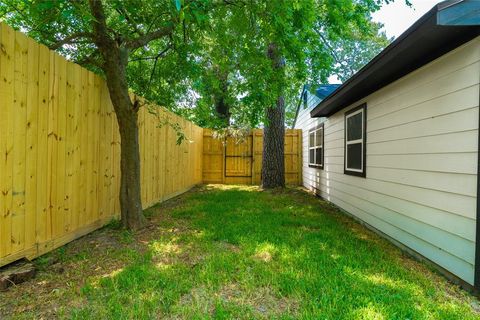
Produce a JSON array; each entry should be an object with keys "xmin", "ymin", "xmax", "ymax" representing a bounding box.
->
[{"xmin": 311, "ymin": 0, "xmax": 480, "ymax": 118}]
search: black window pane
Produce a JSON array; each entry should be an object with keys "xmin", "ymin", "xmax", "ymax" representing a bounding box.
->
[
  {"xmin": 315, "ymin": 129, "xmax": 323, "ymax": 147},
  {"xmin": 309, "ymin": 149, "xmax": 315, "ymax": 164},
  {"xmin": 347, "ymin": 143, "xmax": 362, "ymax": 170},
  {"xmin": 347, "ymin": 112, "xmax": 362, "ymax": 141},
  {"xmin": 309, "ymin": 132, "xmax": 315, "ymax": 148},
  {"xmin": 315, "ymin": 148, "xmax": 322, "ymax": 165}
]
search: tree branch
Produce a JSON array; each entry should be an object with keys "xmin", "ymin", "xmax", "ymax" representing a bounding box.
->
[
  {"xmin": 75, "ymin": 51, "xmax": 103, "ymax": 69},
  {"xmin": 115, "ymin": 7, "xmax": 144, "ymax": 37},
  {"xmin": 49, "ymin": 32, "xmax": 93, "ymax": 50},
  {"xmin": 88, "ymin": 0, "xmax": 115, "ymax": 49},
  {"xmin": 316, "ymin": 29, "xmax": 341, "ymax": 66},
  {"xmin": 222, "ymin": 0, "xmax": 247, "ymax": 7},
  {"xmin": 129, "ymin": 56, "xmax": 159, "ymax": 62},
  {"xmin": 126, "ymin": 25, "xmax": 174, "ymax": 49},
  {"xmin": 139, "ymin": 44, "xmax": 172, "ymax": 90},
  {"xmin": 129, "ymin": 43, "xmax": 172, "ymax": 62}
]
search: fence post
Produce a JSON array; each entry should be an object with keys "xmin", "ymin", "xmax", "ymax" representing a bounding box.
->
[{"xmin": 297, "ymin": 129, "xmax": 303, "ymax": 186}]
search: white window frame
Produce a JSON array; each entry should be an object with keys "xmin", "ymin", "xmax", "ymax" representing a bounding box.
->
[
  {"xmin": 308, "ymin": 124, "xmax": 323, "ymax": 169},
  {"xmin": 344, "ymin": 104, "xmax": 366, "ymax": 176}
]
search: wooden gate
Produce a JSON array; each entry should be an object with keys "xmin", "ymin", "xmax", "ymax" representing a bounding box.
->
[
  {"xmin": 203, "ymin": 129, "xmax": 302, "ymax": 185},
  {"xmin": 225, "ymin": 135, "xmax": 253, "ymax": 178}
]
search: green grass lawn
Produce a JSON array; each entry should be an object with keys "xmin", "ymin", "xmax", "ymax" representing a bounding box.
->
[{"xmin": 1, "ymin": 185, "xmax": 479, "ymax": 319}]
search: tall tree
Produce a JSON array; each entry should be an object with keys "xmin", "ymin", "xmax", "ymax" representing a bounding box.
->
[
  {"xmin": 0, "ymin": 0, "xmax": 208, "ymax": 230},
  {"xmin": 322, "ymin": 22, "xmax": 391, "ymax": 82},
  {"xmin": 262, "ymin": 42, "xmax": 286, "ymax": 188},
  {"xmin": 212, "ymin": 0, "xmax": 391, "ymax": 188}
]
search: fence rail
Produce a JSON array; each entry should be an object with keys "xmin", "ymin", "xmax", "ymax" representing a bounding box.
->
[{"xmin": 0, "ymin": 23, "xmax": 203, "ymax": 268}]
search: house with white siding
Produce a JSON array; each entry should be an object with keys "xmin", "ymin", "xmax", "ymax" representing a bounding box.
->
[{"xmin": 293, "ymin": 0, "xmax": 480, "ymax": 290}]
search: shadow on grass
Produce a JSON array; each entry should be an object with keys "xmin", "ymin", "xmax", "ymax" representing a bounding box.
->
[{"xmin": 70, "ymin": 185, "xmax": 476, "ymax": 320}]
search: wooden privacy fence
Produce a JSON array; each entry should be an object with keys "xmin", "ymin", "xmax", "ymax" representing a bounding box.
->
[
  {"xmin": 0, "ymin": 23, "xmax": 203, "ymax": 268},
  {"xmin": 0, "ymin": 22, "xmax": 303, "ymax": 269},
  {"xmin": 203, "ymin": 129, "xmax": 303, "ymax": 185}
]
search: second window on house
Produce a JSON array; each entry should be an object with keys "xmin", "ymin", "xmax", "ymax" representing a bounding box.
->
[
  {"xmin": 344, "ymin": 104, "xmax": 366, "ymax": 177},
  {"xmin": 309, "ymin": 124, "xmax": 324, "ymax": 168}
]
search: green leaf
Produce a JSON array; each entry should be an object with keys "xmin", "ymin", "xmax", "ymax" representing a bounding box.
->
[{"xmin": 175, "ymin": 0, "xmax": 182, "ymax": 12}]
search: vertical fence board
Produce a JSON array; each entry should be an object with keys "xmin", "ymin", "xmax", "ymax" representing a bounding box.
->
[
  {"xmin": 104, "ymin": 81, "xmax": 111, "ymax": 217},
  {"xmin": 72, "ymin": 64, "xmax": 82, "ymax": 231},
  {"xmin": 64, "ymin": 61, "xmax": 75, "ymax": 234},
  {"xmin": 139, "ymin": 107, "xmax": 146, "ymax": 205},
  {"xmin": 87, "ymin": 71, "xmax": 95, "ymax": 223},
  {"xmin": 149, "ymin": 110, "xmax": 155, "ymax": 204},
  {"xmin": 0, "ymin": 20, "xmax": 4, "ymax": 259},
  {"xmin": 46, "ymin": 51, "xmax": 58, "ymax": 242},
  {"xmin": 85, "ymin": 72, "xmax": 94, "ymax": 226},
  {"xmin": 92, "ymin": 76, "xmax": 101, "ymax": 224},
  {"xmin": 152, "ymin": 112, "xmax": 159, "ymax": 201},
  {"xmin": 144, "ymin": 108, "xmax": 151, "ymax": 206},
  {"xmin": 11, "ymin": 30, "xmax": 28, "ymax": 254},
  {"xmin": 78, "ymin": 68, "xmax": 89, "ymax": 228},
  {"xmin": 35, "ymin": 44, "xmax": 50, "ymax": 248},
  {"xmin": 24, "ymin": 36, "xmax": 39, "ymax": 251},
  {"xmin": 158, "ymin": 110, "xmax": 166, "ymax": 202},
  {"xmin": 97, "ymin": 81, "xmax": 107, "ymax": 218},
  {"xmin": 0, "ymin": 23, "xmax": 14, "ymax": 259},
  {"xmin": 55, "ymin": 54, "xmax": 67, "ymax": 238},
  {"xmin": 12, "ymin": 34, "xmax": 23, "ymax": 250}
]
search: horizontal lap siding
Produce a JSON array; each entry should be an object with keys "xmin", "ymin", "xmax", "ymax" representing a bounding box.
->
[
  {"xmin": 297, "ymin": 37, "xmax": 480, "ymax": 285},
  {"xmin": 294, "ymin": 94, "xmax": 323, "ymax": 191}
]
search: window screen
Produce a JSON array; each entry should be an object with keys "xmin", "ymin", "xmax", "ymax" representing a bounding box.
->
[
  {"xmin": 344, "ymin": 104, "xmax": 366, "ymax": 177},
  {"xmin": 308, "ymin": 124, "xmax": 324, "ymax": 168}
]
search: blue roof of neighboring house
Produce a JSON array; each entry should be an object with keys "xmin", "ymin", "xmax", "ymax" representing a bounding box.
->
[
  {"xmin": 305, "ymin": 84, "xmax": 341, "ymax": 101},
  {"xmin": 292, "ymin": 84, "xmax": 340, "ymax": 128}
]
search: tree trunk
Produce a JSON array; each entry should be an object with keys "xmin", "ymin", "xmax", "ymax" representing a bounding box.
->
[
  {"xmin": 262, "ymin": 96, "xmax": 285, "ymax": 188},
  {"xmin": 214, "ymin": 93, "xmax": 230, "ymax": 126},
  {"xmin": 262, "ymin": 43, "xmax": 285, "ymax": 188},
  {"xmin": 103, "ymin": 53, "xmax": 146, "ymax": 230},
  {"xmin": 213, "ymin": 70, "xmax": 230, "ymax": 127},
  {"xmin": 89, "ymin": 0, "xmax": 145, "ymax": 230},
  {"xmin": 117, "ymin": 108, "xmax": 145, "ymax": 230}
]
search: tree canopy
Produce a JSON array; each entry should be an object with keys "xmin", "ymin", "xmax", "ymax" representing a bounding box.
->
[
  {"xmin": 97, "ymin": 0, "xmax": 394, "ymax": 129},
  {"xmin": 326, "ymin": 21, "xmax": 391, "ymax": 82},
  {"xmin": 0, "ymin": 0, "xmax": 393, "ymax": 129}
]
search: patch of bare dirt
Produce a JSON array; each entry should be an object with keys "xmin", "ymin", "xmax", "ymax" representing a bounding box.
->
[
  {"xmin": 0, "ymin": 188, "xmax": 195, "ymax": 319},
  {"xmin": 215, "ymin": 241, "xmax": 241, "ymax": 253},
  {"xmin": 252, "ymin": 251, "xmax": 272, "ymax": 263},
  {"xmin": 175, "ymin": 284, "xmax": 299, "ymax": 319},
  {"xmin": 179, "ymin": 286, "xmax": 211, "ymax": 306},
  {"xmin": 219, "ymin": 284, "xmax": 299, "ymax": 317},
  {"xmin": 299, "ymin": 225, "xmax": 321, "ymax": 232}
]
